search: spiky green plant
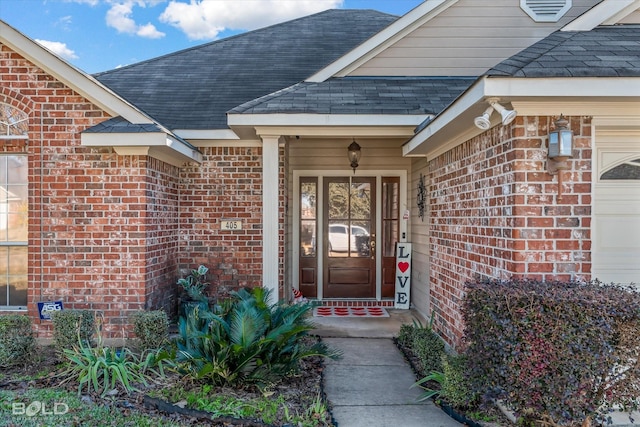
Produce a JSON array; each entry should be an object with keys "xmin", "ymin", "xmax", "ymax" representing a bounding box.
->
[{"xmin": 175, "ymin": 287, "xmax": 340, "ymax": 387}]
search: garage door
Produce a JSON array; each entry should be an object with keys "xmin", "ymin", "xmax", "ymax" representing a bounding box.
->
[{"xmin": 593, "ymin": 143, "xmax": 640, "ymax": 285}]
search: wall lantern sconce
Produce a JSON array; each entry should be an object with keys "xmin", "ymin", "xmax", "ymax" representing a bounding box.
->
[
  {"xmin": 473, "ymin": 98, "xmax": 518, "ymax": 130},
  {"xmin": 547, "ymin": 114, "xmax": 574, "ymax": 198},
  {"xmin": 348, "ymin": 140, "xmax": 361, "ymax": 173}
]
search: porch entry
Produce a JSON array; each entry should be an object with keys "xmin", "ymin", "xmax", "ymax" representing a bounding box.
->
[{"xmin": 298, "ymin": 175, "xmax": 400, "ymax": 300}]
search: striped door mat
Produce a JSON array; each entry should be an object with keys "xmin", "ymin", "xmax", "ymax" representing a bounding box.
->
[{"xmin": 313, "ymin": 306, "xmax": 389, "ymax": 318}]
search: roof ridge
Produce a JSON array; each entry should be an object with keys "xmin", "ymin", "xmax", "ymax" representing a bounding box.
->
[{"xmin": 93, "ymin": 9, "xmax": 394, "ymax": 77}]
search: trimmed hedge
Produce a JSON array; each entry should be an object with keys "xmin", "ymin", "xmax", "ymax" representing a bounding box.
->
[
  {"xmin": 463, "ymin": 278, "xmax": 640, "ymax": 425},
  {"xmin": 441, "ymin": 354, "xmax": 476, "ymax": 409},
  {"xmin": 397, "ymin": 320, "xmax": 445, "ymax": 376},
  {"xmin": 131, "ymin": 310, "xmax": 169, "ymax": 351},
  {"xmin": 51, "ymin": 310, "xmax": 95, "ymax": 350},
  {"xmin": 0, "ymin": 315, "xmax": 36, "ymax": 367}
]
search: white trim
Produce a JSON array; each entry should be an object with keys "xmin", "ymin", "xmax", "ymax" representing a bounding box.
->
[
  {"xmin": 404, "ymin": 76, "xmax": 640, "ymax": 157},
  {"xmin": 261, "ymin": 135, "xmax": 281, "ymax": 304},
  {"xmin": 192, "ymin": 140, "xmax": 263, "ymax": 148},
  {"xmin": 173, "ymin": 129, "xmax": 240, "ymax": 140},
  {"xmin": 482, "ymin": 77, "xmax": 640, "ymax": 98},
  {"xmin": 228, "ymin": 113, "xmax": 429, "ymax": 127},
  {"xmin": 403, "ymin": 79, "xmax": 486, "ymax": 157},
  {"xmin": 562, "ymin": 0, "xmax": 639, "ymax": 31},
  {"xmin": 81, "ymin": 132, "xmax": 203, "ymax": 166},
  {"xmin": 253, "ymin": 125, "xmax": 421, "ymax": 138},
  {"xmin": 307, "ymin": 0, "xmax": 459, "ymax": 82},
  {"xmin": 0, "ymin": 21, "xmax": 151, "ymax": 124},
  {"xmin": 292, "ymin": 169, "xmax": 407, "ymax": 301}
]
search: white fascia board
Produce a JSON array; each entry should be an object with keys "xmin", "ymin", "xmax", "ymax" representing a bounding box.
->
[
  {"xmin": 228, "ymin": 113, "xmax": 428, "ymax": 127},
  {"xmin": 173, "ymin": 129, "xmax": 240, "ymax": 140},
  {"xmin": 0, "ymin": 21, "xmax": 151, "ymax": 124},
  {"xmin": 403, "ymin": 79, "xmax": 486, "ymax": 156},
  {"xmin": 253, "ymin": 125, "xmax": 420, "ymax": 138},
  {"xmin": 403, "ymin": 76, "xmax": 640, "ymax": 157},
  {"xmin": 562, "ymin": 0, "xmax": 638, "ymax": 31},
  {"xmin": 482, "ymin": 77, "xmax": 640, "ymax": 98},
  {"xmin": 81, "ymin": 132, "xmax": 202, "ymax": 165},
  {"xmin": 306, "ymin": 0, "xmax": 458, "ymax": 82}
]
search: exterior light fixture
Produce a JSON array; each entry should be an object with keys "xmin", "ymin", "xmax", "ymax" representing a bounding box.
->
[
  {"xmin": 547, "ymin": 114, "xmax": 574, "ymax": 198},
  {"xmin": 473, "ymin": 98, "xmax": 517, "ymax": 130},
  {"xmin": 348, "ymin": 140, "xmax": 361, "ymax": 173},
  {"xmin": 474, "ymin": 106, "xmax": 493, "ymax": 130},
  {"xmin": 489, "ymin": 98, "xmax": 517, "ymax": 125},
  {"xmin": 548, "ymin": 114, "xmax": 573, "ymax": 162}
]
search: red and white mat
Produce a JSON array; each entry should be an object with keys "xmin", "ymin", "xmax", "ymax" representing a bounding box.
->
[{"xmin": 313, "ymin": 306, "xmax": 389, "ymax": 318}]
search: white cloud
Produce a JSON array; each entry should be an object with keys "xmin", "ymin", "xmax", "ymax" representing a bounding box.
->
[
  {"xmin": 66, "ymin": 0, "xmax": 100, "ymax": 5},
  {"xmin": 35, "ymin": 39, "xmax": 79, "ymax": 60},
  {"xmin": 159, "ymin": 0, "xmax": 343, "ymax": 40},
  {"xmin": 55, "ymin": 15, "xmax": 73, "ymax": 31},
  {"xmin": 106, "ymin": 1, "xmax": 166, "ymax": 39},
  {"xmin": 136, "ymin": 22, "xmax": 165, "ymax": 38}
]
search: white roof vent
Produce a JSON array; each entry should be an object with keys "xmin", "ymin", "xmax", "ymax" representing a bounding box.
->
[{"xmin": 520, "ymin": 0, "xmax": 572, "ymax": 22}]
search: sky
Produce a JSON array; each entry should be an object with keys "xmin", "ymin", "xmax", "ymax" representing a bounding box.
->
[{"xmin": 1, "ymin": 0, "xmax": 424, "ymax": 74}]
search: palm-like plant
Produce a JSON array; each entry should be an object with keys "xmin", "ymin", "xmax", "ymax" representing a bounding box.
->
[{"xmin": 175, "ymin": 287, "xmax": 340, "ymax": 387}]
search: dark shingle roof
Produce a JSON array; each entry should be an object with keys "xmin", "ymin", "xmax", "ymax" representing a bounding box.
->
[
  {"xmin": 488, "ymin": 26, "xmax": 640, "ymax": 77},
  {"xmin": 94, "ymin": 9, "xmax": 397, "ymax": 131},
  {"xmin": 82, "ymin": 116, "xmax": 163, "ymax": 133},
  {"xmin": 230, "ymin": 77, "xmax": 476, "ymax": 116}
]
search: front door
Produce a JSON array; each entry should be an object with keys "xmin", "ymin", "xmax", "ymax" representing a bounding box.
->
[{"xmin": 323, "ymin": 176, "xmax": 376, "ymax": 298}]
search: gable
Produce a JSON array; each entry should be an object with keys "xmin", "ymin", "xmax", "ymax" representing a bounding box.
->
[{"xmin": 337, "ymin": 0, "xmax": 602, "ymax": 77}]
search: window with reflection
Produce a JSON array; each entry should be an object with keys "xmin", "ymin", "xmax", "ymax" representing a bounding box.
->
[
  {"xmin": 0, "ymin": 104, "xmax": 28, "ymax": 138},
  {"xmin": 382, "ymin": 178, "xmax": 399, "ymax": 257},
  {"xmin": 327, "ymin": 178, "xmax": 371, "ymax": 258},
  {"xmin": 601, "ymin": 159, "xmax": 640, "ymax": 180},
  {"xmin": 300, "ymin": 178, "xmax": 317, "ymax": 257},
  {"xmin": 0, "ymin": 155, "xmax": 28, "ymax": 307}
]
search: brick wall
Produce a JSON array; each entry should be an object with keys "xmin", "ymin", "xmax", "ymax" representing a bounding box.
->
[
  {"xmin": 428, "ymin": 116, "xmax": 592, "ymax": 348},
  {"xmin": 142, "ymin": 157, "xmax": 180, "ymax": 315},
  {"xmin": 0, "ymin": 44, "xmax": 184, "ymax": 337},
  {"xmin": 179, "ymin": 146, "xmax": 285, "ymax": 301},
  {"xmin": 1, "ymin": 44, "xmax": 287, "ymax": 337}
]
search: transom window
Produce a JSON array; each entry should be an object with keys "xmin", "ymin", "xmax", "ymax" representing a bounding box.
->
[
  {"xmin": 601, "ymin": 159, "xmax": 640, "ymax": 180},
  {"xmin": 0, "ymin": 155, "xmax": 28, "ymax": 308},
  {"xmin": 0, "ymin": 104, "xmax": 28, "ymax": 139}
]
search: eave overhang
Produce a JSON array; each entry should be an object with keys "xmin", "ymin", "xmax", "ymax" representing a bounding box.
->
[
  {"xmin": 81, "ymin": 131, "xmax": 203, "ymax": 167},
  {"xmin": 403, "ymin": 76, "xmax": 640, "ymax": 159},
  {"xmin": 227, "ymin": 113, "xmax": 431, "ymax": 139}
]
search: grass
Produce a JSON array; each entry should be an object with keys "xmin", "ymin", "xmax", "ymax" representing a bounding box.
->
[
  {"xmin": 150, "ymin": 383, "xmax": 330, "ymax": 427},
  {"xmin": 0, "ymin": 388, "xmax": 183, "ymax": 427}
]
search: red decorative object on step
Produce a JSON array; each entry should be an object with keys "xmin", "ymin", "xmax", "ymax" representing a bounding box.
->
[{"xmin": 313, "ymin": 306, "xmax": 389, "ymax": 318}]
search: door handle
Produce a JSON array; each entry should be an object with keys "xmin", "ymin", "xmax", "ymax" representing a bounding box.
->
[{"xmin": 370, "ymin": 235, "xmax": 375, "ymax": 258}]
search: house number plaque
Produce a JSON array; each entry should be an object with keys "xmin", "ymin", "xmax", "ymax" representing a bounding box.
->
[{"xmin": 221, "ymin": 220, "xmax": 243, "ymax": 230}]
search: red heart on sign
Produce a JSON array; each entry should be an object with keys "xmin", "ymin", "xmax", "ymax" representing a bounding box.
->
[{"xmin": 398, "ymin": 262, "xmax": 409, "ymax": 273}]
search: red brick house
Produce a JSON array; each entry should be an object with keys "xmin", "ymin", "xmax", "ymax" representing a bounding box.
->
[{"xmin": 1, "ymin": 0, "xmax": 638, "ymax": 347}]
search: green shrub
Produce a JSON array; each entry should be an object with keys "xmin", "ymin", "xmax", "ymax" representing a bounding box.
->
[
  {"xmin": 51, "ymin": 310, "xmax": 95, "ymax": 350},
  {"xmin": 131, "ymin": 310, "xmax": 169, "ymax": 351},
  {"xmin": 396, "ymin": 323, "xmax": 415, "ymax": 348},
  {"xmin": 175, "ymin": 287, "xmax": 341, "ymax": 387},
  {"xmin": 441, "ymin": 354, "xmax": 475, "ymax": 408},
  {"xmin": 0, "ymin": 315, "xmax": 36, "ymax": 367},
  {"xmin": 412, "ymin": 326, "xmax": 445, "ymax": 375},
  {"xmin": 463, "ymin": 278, "xmax": 640, "ymax": 425}
]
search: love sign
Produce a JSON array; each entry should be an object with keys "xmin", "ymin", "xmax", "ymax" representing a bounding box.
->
[{"xmin": 394, "ymin": 242, "xmax": 412, "ymax": 309}]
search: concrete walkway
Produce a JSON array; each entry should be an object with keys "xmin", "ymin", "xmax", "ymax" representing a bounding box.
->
[{"xmin": 313, "ymin": 310, "xmax": 462, "ymax": 427}]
